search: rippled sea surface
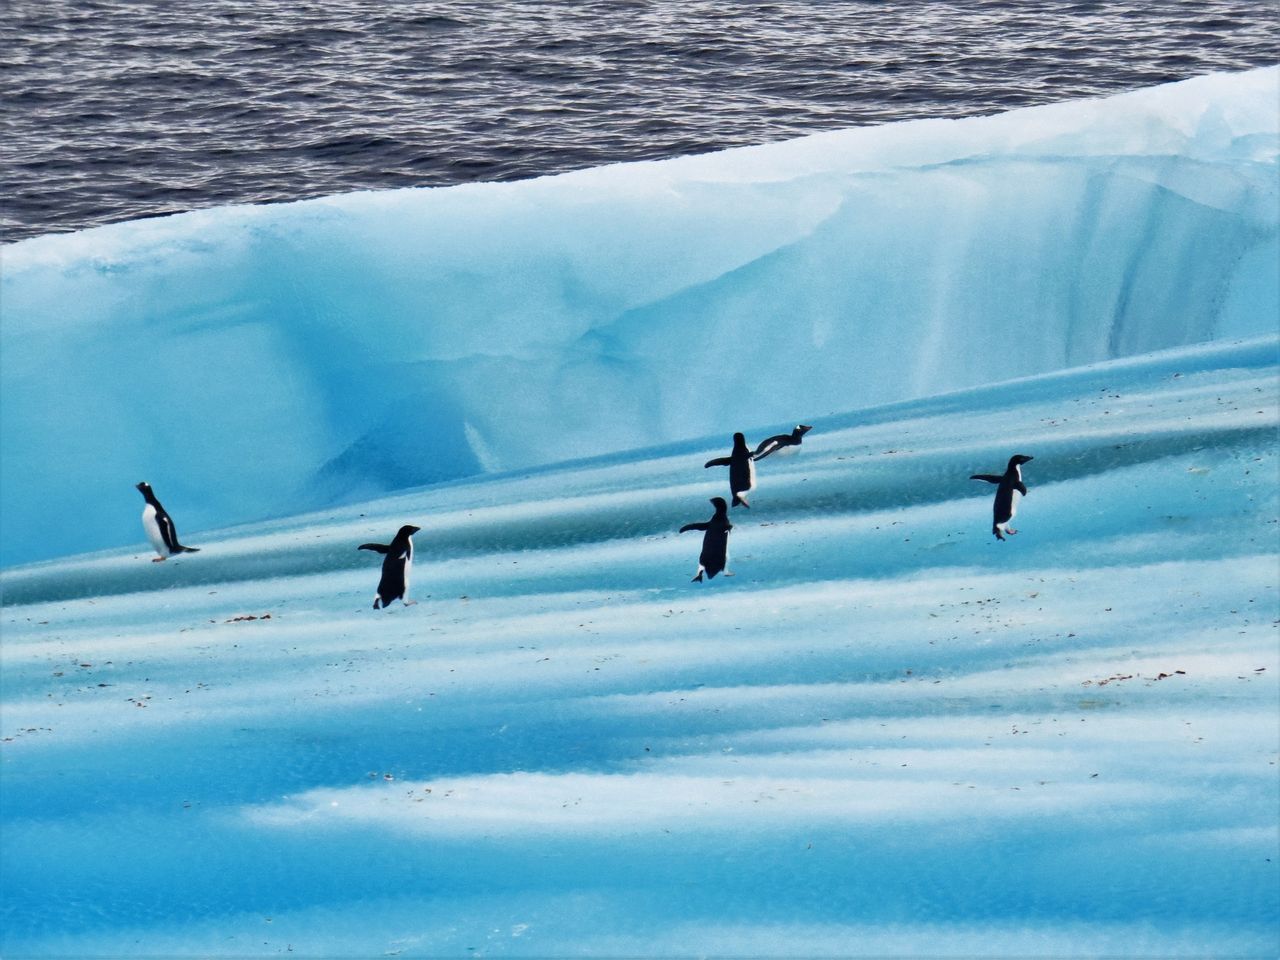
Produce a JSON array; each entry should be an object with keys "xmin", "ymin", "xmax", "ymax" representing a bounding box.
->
[{"xmin": 2, "ymin": 0, "xmax": 1276, "ymax": 243}]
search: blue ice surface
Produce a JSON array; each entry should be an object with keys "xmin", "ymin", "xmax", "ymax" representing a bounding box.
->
[
  {"xmin": 1, "ymin": 70, "xmax": 1279, "ymax": 958},
  {"xmin": 1, "ymin": 66, "xmax": 1277, "ymax": 566},
  {"xmin": 2, "ymin": 332, "xmax": 1278, "ymax": 956}
]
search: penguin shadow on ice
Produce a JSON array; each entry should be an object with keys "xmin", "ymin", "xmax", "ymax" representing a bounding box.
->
[
  {"xmin": 135, "ymin": 482, "xmax": 200, "ymax": 562},
  {"xmin": 358, "ymin": 524, "xmax": 421, "ymax": 609},
  {"xmin": 970, "ymin": 454, "xmax": 1033, "ymax": 541},
  {"xmin": 679, "ymin": 497, "xmax": 733, "ymax": 583},
  {"xmin": 704, "ymin": 432, "xmax": 756, "ymax": 507}
]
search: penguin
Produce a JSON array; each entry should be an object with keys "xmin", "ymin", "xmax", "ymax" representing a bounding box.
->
[
  {"xmin": 358, "ymin": 524, "xmax": 421, "ymax": 609},
  {"xmin": 970, "ymin": 455, "xmax": 1033, "ymax": 541},
  {"xmin": 753, "ymin": 424, "xmax": 812, "ymax": 461},
  {"xmin": 704, "ymin": 432, "xmax": 756, "ymax": 507},
  {"xmin": 135, "ymin": 482, "xmax": 200, "ymax": 562},
  {"xmin": 679, "ymin": 497, "xmax": 732, "ymax": 582}
]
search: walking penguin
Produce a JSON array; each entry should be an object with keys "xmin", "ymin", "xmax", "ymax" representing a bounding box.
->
[
  {"xmin": 135, "ymin": 482, "xmax": 200, "ymax": 561},
  {"xmin": 970, "ymin": 455, "xmax": 1033, "ymax": 540},
  {"xmin": 705, "ymin": 432, "xmax": 756, "ymax": 507},
  {"xmin": 753, "ymin": 424, "xmax": 812, "ymax": 461},
  {"xmin": 358, "ymin": 524, "xmax": 421, "ymax": 608},
  {"xmin": 679, "ymin": 497, "xmax": 733, "ymax": 582}
]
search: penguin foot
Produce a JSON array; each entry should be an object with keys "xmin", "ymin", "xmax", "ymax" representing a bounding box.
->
[
  {"xmin": 724, "ymin": 571, "xmax": 736, "ymax": 577},
  {"xmin": 403, "ymin": 599, "xmax": 418, "ymax": 606},
  {"xmin": 151, "ymin": 556, "xmax": 166, "ymax": 563},
  {"xmin": 1006, "ymin": 527, "xmax": 1018, "ymax": 535}
]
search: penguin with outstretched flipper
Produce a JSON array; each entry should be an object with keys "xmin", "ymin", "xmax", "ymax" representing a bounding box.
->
[
  {"xmin": 753, "ymin": 424, "xmax": 812, "ymax": 461},
  {"xmin": 358, "ymin": 524, "xmax": 421, "ymax": 608},
  {"xmin": 679, "ymin": 497, "xmax": 733, "ymax": 582},
  {"xmin": 970, "ymin": 455, "xmax": 1033, "ymax": 541},
  {"xmin": 135, "ymin": 482, "xmax": 200, "ymax": 562},
  {"xmin": 705, "ymin": 432, "xmax": 756, "ymax": 507}
]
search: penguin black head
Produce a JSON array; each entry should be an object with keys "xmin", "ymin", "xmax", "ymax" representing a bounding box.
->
[
  {"xmin": 710, "ymin": 496, "xmax": 728, "ymax": 514},
  {"xmin": 732, "ymin": 433, "xmax": 747, "ymax": 449},
  {"xmin": 1008, "ymin": 454, "xmax": 1034, "ymax": 468},
  {"xmin": 794, "ymin": 424, "xmax": 812, "ymax": 437},
  {"xmin": 397, "ymin": 524, "xmax": 421, "ymax": 538},
  {"xmin": 135, "ymin": 481, "xmax": 155, "ymax": 501}
]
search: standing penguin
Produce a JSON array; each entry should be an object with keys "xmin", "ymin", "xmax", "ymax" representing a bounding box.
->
[
  {"xmin": 679, "ymin": 497, "xmax": 733, "ymax": 582},
  {"xmin": 753, "ymin": 424, "xmax": 812, "ymax": 461},
  {"xmin": 135, "ymin": 482, "xmax": 200, "ymax": 562},
  {"xmin": 705, "ymin": 432, "xmax": 755, "ymax": 507},
  {"xmin": 970, "ymin": 455, "xmax": 1033, "ymax": 540},
  {"xmin": 358, "ymin": 524, "xmax": 421, "ymax": 609}
]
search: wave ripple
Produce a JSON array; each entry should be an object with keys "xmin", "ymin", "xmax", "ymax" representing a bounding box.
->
[{"xmin": 2, "ymin": 0, "xmax": 1277, "ymax": 242}]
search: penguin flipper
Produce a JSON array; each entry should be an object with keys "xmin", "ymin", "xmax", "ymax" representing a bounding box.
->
[
  {"xmin": 156, "ymin": 513, "xmax": 180, "ymax": 553},
  {"xmin": 358, "ymin": 543, "xmax": 391, "ymax": 553},
  {"xmin": 680, "ymin": 522, "xmax": 710, "ymax": 533},
  {"xmin": 970, "ymin": 474, "xmax": 1002, "ymax": 484},
  {"xmin": 704, "ymin": 457, "xmax": 732, "ymax": 468},
  {"xmin": 1015, "ymin": 481, "xmax": 1028, "ymax": 496},
  {"xmin": 753, "ymin": 436, "xmax": 784, "ymax": 459}
]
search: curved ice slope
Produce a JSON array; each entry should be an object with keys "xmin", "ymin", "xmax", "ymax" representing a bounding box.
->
[
  {"xmin": 2, "ymin": 68, "xmax": 1277, "ymax": 564},
  {"xmin": 2, "ymin": 336, "xmax": 1277, "ymax": 956}
]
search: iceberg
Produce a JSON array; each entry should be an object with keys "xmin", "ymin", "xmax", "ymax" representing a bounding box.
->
[
  {"xmin": 1, "ymin": 70, "xmax": 1277, "ymax": 956},
  {"xmin": 1, "ymin": 67, "xmax": 1276, "ymax": 565},
  {"xmin": 2, "ymin": 333, "xmax": 1276, "ymax": 956}
]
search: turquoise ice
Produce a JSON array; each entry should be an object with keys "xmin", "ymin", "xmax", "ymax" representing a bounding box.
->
[
  {"xmin": 1, "ymin": 68, "xmax": 1277, "ymax": 957},
  {"xmin": 1, "ymin": 67, "xmax": 1275, "ymax": 565}
]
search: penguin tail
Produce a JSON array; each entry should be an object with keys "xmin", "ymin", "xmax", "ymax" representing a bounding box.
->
[
  {"xmin": 691, "ymin": 570, "xmax": 704, "ymax": 583},
  {"xmin": 732, "ymin": 494, "xmax": 749, "ymax": 508},
  {"xmin": 179, "ymin": 545, "xmax": 200, "ymax": 553},
  {"xmin": 373, "ymin": 597, "xmax": 383, "ymax": 609}
]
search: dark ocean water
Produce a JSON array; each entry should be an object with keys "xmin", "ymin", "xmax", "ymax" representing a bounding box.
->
[{"xmin": 2, "ymin": 0, "xmax": 1276, "ymax": 244}]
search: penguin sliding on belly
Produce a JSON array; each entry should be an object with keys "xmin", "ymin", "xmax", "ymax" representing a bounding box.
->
[
  {"xmin": 135, "ymin": 482, "xmax": 200, "ymax": 561},
  {"xmin": 358, "ymin": 524, "xmax": 421, "ymax": 609},
  {"xmin": 705, "ymin": 432, "xmax": 756, "ymax": 507},
  {"xmin": 753, "ymin": 424, "xmax": 812, "ymax": 461},
  {"xmin": 679, "ymin": 497, "xmax": 732, "ymax": 582},
  {"xmin": 970, "ymin": 455, "xmax": 1033, "ymax": 540}
]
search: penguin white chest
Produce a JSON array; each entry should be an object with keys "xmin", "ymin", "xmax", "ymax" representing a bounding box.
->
[
  {"xmin": 141, "ymin": 504, "xmax": 167, "ymax": 556},
  {"xmin": 747, "ymin": 457, "xmax": 757, "ymax": 490},
  {"xmin": 1010, "ymin": 489, "xmax": 1021, "ymax": 518}
]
